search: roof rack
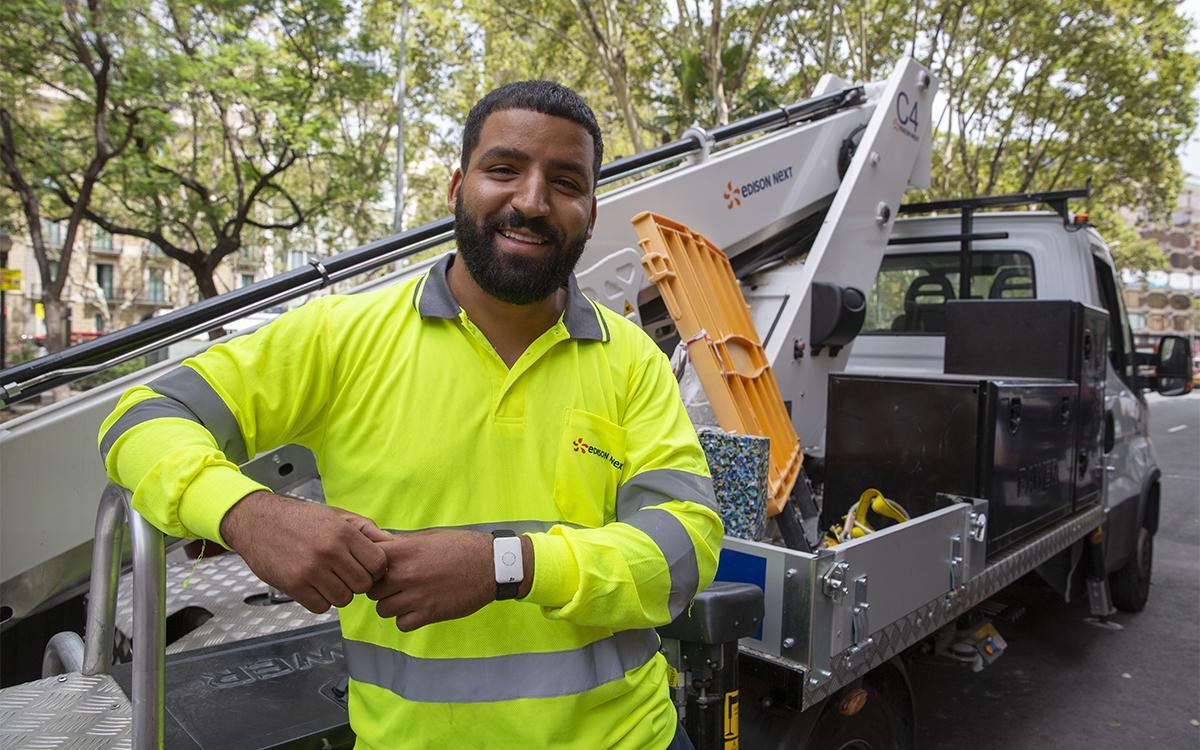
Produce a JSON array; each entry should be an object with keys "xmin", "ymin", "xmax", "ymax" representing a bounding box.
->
[
  {"xmin": 898, "ymin": 180, "xmax": 1091, "ymax": 224},
  {"xmin": 892, "ymin": 181, "xmax": 1092, "ymax": 299}
]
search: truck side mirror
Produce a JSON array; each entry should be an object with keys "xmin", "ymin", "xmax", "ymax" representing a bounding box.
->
[{"xmin": 1153, "ymin": 335, "xmax": 1191, "ymax": 396}]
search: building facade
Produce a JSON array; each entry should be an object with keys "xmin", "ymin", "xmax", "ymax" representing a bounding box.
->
[
  {"xmin": 1, "ymin": 221, "xmax": 264, "ymax": 364},
  {"xmin": 1122, "ymin": 179, "xmax": 1200, "ymax": 357}
]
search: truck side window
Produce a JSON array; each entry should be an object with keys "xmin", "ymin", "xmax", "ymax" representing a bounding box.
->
[
  {"xmin": 1092, "ymin": 254, "xmax": 1135, "ymax": 385},
  {"xmin": 863, "ymin": 251, "xmax": 1036, "ymax": 334}
]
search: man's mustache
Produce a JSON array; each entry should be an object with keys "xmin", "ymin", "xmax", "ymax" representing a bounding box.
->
[{"xmin": 484, "ymin": 211, "xmax": 563, "ymax": 248}]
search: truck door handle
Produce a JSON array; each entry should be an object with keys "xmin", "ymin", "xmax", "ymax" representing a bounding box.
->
[
  {"xmin": 1008, "ymin": 398, "xmax": 1022, "ymax": 434},
  {"xmin": 1103, "ymin": 410, "xmax": 1115, "ymax": 453}
]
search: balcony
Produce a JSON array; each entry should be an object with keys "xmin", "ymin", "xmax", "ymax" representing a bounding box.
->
[
  {"xmin": 133, "ymin": 296, "xmax": 173, "ymax": 309},
  {"xmin": 90, "ymin": 244, "xmax": 120, "ymax": 258},
  {"xmin": 118, "ymin": 284, "xmax": 172, "ymax": 310}
]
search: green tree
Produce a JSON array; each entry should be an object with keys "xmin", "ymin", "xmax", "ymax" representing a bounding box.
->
[
  {"xmin": 63, "ymin": 0, "xmax": 394, "ymax": 300},
  {"xmin": 0, "ymin": 0, "xmax": 148, "ymax": 352},
  {"xmin": 783, "ymin": 0, "xmax": 1199, "ymax": 272}
]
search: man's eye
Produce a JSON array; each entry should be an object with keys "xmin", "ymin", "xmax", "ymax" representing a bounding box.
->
[
  {"xmin": 488, "ymin": 166, "xmax": 517, "ymax": 175},
  {"xmin": 555, "ymin": 178, "xmax": 582, "ymax": 191}
]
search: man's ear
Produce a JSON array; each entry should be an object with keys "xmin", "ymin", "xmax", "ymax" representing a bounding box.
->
[
  {"xmin": 447, "ymin": 168, "xmax": 464, "ymax": 215},
  {"xmin": 586, "ymin": 195, "xmax": 598, "ymax": 240}
]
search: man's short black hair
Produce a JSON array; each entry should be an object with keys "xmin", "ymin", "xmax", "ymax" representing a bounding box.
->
[{"xmin": 460, "ymin": 81, "xmax": 604, "ymax": 186}]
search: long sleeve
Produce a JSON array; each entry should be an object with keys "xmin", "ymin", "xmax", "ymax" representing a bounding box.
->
[
  {"xmin": 97, "ymin": 297, "xmax": 338, "ymax": 546},
  {"xmin": 523, "ymin": 347, "xmax": 724, "ymax": 630}
]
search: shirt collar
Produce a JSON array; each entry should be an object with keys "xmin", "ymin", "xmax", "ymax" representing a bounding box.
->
[{"xmin": 416, "ymin": 252, "xmax": 608, "ymax": 342}]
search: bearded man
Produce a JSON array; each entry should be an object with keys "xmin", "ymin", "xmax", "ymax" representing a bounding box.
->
[{"xmin": 99, "ymin": 81, "xmax": 722, "ymax": 750}]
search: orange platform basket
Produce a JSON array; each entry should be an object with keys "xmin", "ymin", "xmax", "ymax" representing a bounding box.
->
[{"xmin": 632, "ymin": 211, "xmax": 802, "ymax": 516}]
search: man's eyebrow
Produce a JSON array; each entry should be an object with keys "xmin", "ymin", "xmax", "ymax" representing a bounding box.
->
[
  {"xmin": 475, "ymin": 146, "xmax": 591, "ymax": 182},
  {"xmin": 475, "ymin": 146, "xmax": 530, "ymax": 165}
]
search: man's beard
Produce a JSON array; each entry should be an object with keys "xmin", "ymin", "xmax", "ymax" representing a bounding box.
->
[{"xmin": 454, "ymin": 194, "xmax": 588, "ymax": 305}]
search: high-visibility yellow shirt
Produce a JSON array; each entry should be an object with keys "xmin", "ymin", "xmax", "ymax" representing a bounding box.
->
[{"xmin": 99, "ymin": 253, "xmax": 723, "ymax": 750}]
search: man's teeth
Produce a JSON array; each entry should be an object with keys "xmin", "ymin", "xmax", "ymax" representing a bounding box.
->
[{"xmin": 499, "ymin": 228, "xmax": 546, "ymax": 244}]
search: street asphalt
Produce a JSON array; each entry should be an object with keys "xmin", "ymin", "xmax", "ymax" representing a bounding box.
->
[{"xmin": 908, "ymin": 390, "xmax": 1200, "ymax": 749}]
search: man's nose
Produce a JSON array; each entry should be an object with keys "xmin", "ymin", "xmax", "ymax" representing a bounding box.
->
[{"xmin": 511, "ymin": 173, "xmax": 549, "ymax": 218}]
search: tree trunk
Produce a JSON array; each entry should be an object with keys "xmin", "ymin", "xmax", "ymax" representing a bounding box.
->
[
  {"xmin": 42, "ymin": 296, "xmax": 67, "ymax": 353},
  {"xmin": 610, "ymin": 63, "xmax": 645, "ymax": 153},
  {"xmin": 192, "ymin": 263, "xmax": 219, "ymax": 300},
  {"xmin": 191, "ymin": 263, "xmax": 228, "ymax": 341},
  {"xmin": 707, "ymin": 0, "xmax": 729, "ymax": 126}
]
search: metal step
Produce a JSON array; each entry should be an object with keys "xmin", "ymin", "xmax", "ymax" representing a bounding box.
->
[
  {"xmin": 0, "ymin": 672, "xmax": 131, "ymax": 749},
  {"xmin": 114, "ymin": 553, "xmax": 334, "ymax": 655}
]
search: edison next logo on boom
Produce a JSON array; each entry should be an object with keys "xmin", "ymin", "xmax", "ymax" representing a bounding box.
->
[{"xmin": 723, "ymin": 166, "xmax": 794, "ymax": 209}]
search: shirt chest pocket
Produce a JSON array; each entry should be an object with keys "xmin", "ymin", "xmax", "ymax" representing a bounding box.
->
[{"xmin": 553, "ymin": 408, "xmax": 628, "ymax": 528}]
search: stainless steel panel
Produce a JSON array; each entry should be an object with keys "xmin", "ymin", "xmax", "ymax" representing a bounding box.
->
[
  {"xmin": 801, "ymin": 504, "xmax": 1104, "ymax": 709},
  {"xmin": 718, "ymin": 536, "xmax": 815, "ymax": 666},
  {"xmin": 0, "ymin": 672, "xmax": 131, "ymax": 749},
  {"xmin": 114, "ymin": 553, "xmax": 335, "ymax": 654},
  {"xmin": 817, "ymin": 504, "xmax": 969, "ymax": 665}
]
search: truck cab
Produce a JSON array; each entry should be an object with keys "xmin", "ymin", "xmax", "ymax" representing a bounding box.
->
[{"xmin": 847, "ymin": 211, "xmax": 1162, "ymax": 609}]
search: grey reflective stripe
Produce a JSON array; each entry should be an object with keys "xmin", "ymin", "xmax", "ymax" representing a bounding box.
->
[
  {"xmin": 588, "ymin": 300, "xmax": 611, "ymax": 342},
  {"xmin": 148, "ymin": 367, "xmax": 248, "ymax": 464},
  {"xmin": 561, "ymin": 274, "xmax": 605, "ymax": 341},
  {"xmin": 616, "ymin": 468, "xmax": 718, "ymax": 520},
  {"xmin": 625, "ymin": 508, "xmax": 699, "ymax": 619},
  {"xmin": 99, "ymin": 398, "xmax": 201, "ymax": 464},
  {"xmin": 416, "ymin": 253, "xmax": 460, "ymax": 319},
  {"xmin": 343, "ymin": 628, "xmax": 659, "ymax": 703},
  {"xmin": 385, "ymin": 519, "xmax": 583, "ymax": 535}
]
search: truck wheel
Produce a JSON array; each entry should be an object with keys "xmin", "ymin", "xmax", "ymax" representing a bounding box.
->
[
  {"xmin": 805, "ymin": 662, "xmax": 914, "ymax": 750},
  {"xmin": 1109, "ymin": 526, "xmax": 1153, "ymax": 612}
]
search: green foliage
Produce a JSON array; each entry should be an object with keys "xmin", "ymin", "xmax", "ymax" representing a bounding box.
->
[
  {"xmin": 766, "ymin": 0, "xmax": 1198, "ymax": 277},
  {"xmin": 3, "ymin": 0, "xmax": 1196, "ymax": 302},
  {"xmin": 15, "ymin": 0, "xmax": 399, "ymax": 298},
  {"xmin": 69, "ymin": 356, "xmax": 146, "ymax": 391},
  {"xmin": 6, "ymin": 339, "xmax": 41, "ymax": 366},
  {"xmin": 1090, "ymin": 211, "xmax": 1167, "ymax": 273}
]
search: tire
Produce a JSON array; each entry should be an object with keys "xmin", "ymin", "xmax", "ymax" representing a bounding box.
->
[
  {"xmin": 806, "ymin": 666, "xmax": 915, "ymax": 750},
  {"xmin": 1110, "ymin": 526, "xmax": 1153, "ymax": 612}
]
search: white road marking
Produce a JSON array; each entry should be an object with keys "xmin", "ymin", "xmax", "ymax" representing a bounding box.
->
[{"xmin": 1166, "ymin": 424, "xmax": 1188, "ymax": 433}]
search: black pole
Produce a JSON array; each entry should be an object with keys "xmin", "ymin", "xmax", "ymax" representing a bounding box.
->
[
  {"xmin": 959, "ymin": 207, "xmax": 973, "ymax": 301},
  {"xmin": 1, "ymin": 247, "xmax": 8, "ymax": 371}
]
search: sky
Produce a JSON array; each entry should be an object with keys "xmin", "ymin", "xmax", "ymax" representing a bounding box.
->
[{"xmin": 1178, "ymin": 0, "xmax": 1200, "ymax": 177}]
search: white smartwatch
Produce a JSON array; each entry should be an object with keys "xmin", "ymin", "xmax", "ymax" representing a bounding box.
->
[{"xmin": 492, "ymin": 530, "xmax": 523, "ymax": 600}]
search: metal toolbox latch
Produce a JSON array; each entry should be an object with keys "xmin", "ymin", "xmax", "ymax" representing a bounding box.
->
[{"xmin": 821, "ymin": 561, "xmax": 850, "ymax": 602}]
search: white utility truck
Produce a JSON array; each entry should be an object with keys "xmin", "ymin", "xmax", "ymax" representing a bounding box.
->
[{"xmin": 0, "ymin": 58, "xmax": 1192, "ymax": 749}]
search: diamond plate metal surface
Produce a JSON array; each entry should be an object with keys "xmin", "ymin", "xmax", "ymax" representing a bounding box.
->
[
  {"xmin": 0, "ymin": 672, "xmax": 131, "ymax": 750},
  {"xmin": 114, "ymin": 553, "xmax": 336, "ymax": 654},
  {"xmin": 803, "ymin": 505, "xmax": 1105, "ymax": 707}
]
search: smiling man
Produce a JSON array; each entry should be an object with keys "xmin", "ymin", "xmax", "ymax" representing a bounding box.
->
[{"xmin": 98, "ymin": 81, "xmax": 722, "ymax": 750}]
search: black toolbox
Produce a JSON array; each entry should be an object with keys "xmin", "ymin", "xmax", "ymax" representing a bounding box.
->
[
  {"xmin": 824, "ymin": 374, "xmax": 1080, "ymax": 556},
  {"xmin": 944, "ymin": 299, "xmax": 1108, "ymax": 508},
  {"xmin": 830, "ymin": 374, "xmax": 1084, "ymax": 556},
  {"xmin": 823, "ymin": 300, "xmax": 1108, "ymax": 557}
]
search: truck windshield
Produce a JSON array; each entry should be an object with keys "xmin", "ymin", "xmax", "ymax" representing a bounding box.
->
[{"xmin": 862, "ymin": 250, "xmax": 1037, "ymax": 334}]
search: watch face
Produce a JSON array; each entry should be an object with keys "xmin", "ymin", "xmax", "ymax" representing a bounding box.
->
[{"xmin": 494, "ymin": 534, "xmax": 523, "ymax": 584}]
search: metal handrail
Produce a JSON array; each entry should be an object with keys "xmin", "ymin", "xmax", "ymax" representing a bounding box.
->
[
  {"xmin": 82, "ymin": 483, "xmax": 165, "ymax": 750},
  {"xmin": 0, "ymin": 85, "xmax": 865, "ymax": 406}
]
